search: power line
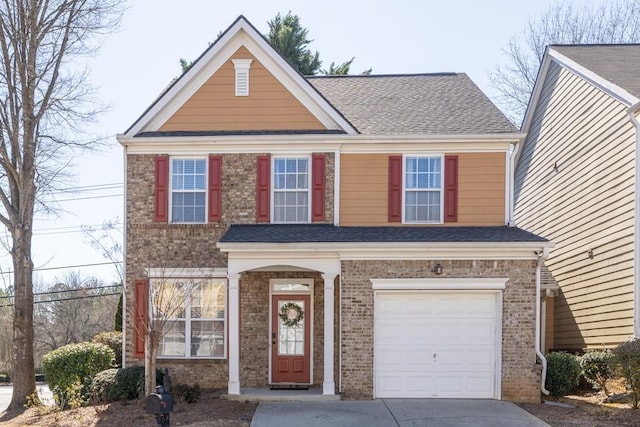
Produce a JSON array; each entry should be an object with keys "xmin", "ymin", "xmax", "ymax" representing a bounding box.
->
[
  {"xmin": 49, "ymin": 193, "xmax": 123, "ymax": 203},
  {"xmin": 0, "ymin": 291, "xmax": 121, "ymax": 307},
  {"xmin": 33, "ymin": 222, "xmax": 123, "ymax": 236},
  {"xmin": 0, "ymin": 283, "xmax": 122, "ymax": 299},
  {"xmin": 0, "ymin": 260, "xmax": 122, "ymax": 275}
]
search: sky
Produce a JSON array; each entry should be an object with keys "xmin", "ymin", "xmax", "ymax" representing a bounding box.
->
[{"xmin": 0, "ymin": 0, "xmax": 603, "ymax": 288}]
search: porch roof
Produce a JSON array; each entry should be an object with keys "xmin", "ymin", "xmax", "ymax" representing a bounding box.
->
[{"xmin": 219, "ymin": 224, "xmax": 548, "ymax": 243}]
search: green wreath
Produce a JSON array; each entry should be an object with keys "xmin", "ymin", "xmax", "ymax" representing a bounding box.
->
[{"xmin": 279, "ymin": 302, "xmax": 304, "ymax": 328}]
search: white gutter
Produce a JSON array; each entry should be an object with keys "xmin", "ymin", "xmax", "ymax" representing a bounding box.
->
[
  {"xmin": 121, "ymin": 147, "xmax": 128, "ymax": 368},
  {"xmin": 628, "ymin": 101, "xmax": 640, "ymax": 338},
  {"xmin": 536, "ymin": 247, "xmax": 551, "ymax": 396},
  {"xmin": 334, "ymin": 149, "xmax": 340, "ymax": 226}
]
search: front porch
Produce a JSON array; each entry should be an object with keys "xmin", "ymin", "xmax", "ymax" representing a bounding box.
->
[
  {"xmin": 223, "ymin": 387, "xmax": 341, "ymax": 402},
  {"xmin": 225, "ymin": 257, "xmax": 341, "ymax": 397}
]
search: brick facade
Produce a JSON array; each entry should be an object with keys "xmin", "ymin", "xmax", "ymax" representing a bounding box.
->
[
  {"xmin": 124, "ymin": 153, "xmax": 334, "ymax": 383},
  {"xmin": 340, "ymin": 259, "xmax": 541, "ymax": 403}
]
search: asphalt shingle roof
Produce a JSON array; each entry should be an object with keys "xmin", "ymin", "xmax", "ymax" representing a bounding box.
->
[
  {"xmin": 307, "ymin": 74, "xmax": 517, "ymax": 135},
  {"xmin": 219, "ymin": 224, "xmax": 547, "ymax": 244},
  {"xmin": 552, "ymin": 44, "xmax": 640, "ymax": 100}
]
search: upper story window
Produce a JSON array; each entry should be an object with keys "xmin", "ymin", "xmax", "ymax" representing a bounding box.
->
[
  {"xmin": 273, "ymin": 157, "xmax": 310, "ymax": 223},
  {"xmin": 404, "ymin": 156, "xmax": 442, "ymax": 223},
  {"xmin": 171, "ymin": 158, "xmax": 206, "ymax": 223}
]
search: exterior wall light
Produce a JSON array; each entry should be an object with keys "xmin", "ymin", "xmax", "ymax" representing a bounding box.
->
[{"xmin": 432, "ymin": 263, "xmax": 443, "ymax": 275}]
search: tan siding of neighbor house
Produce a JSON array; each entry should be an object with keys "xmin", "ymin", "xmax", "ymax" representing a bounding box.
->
[
  {"xmin": 160, "ymin": 46, "xmax": 325, "ymax": 131},
  {"xmin": 339, "ymin": 152, "xmax": 505, "ymax": 226},
  {"xmin": 514, "ymin": 61, "xmax": 635, "ymax": 350}
]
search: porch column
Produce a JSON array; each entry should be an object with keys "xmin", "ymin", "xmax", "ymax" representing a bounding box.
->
[
  {"xmin": 228, "ymin": 272, "xmax": 240, "ymax": 395},
  {"xmin": 322, "ymin": 271, "xmax": 338, "ymax": 395}
]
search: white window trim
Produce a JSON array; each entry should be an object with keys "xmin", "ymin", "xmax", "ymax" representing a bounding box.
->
[
  {"xmin": 149, "ymin": 272, "xmax": 228, "ymax": 360},
  {"xmin": 402, "ymin": 153, "xmax": 444, "ymax": 224},
  {"xmin": 271, "ymin": 155, "xmax": 312, "ymax": 224},
  {"xmin": 169, "ymin": 157, "xmax": 209, "ymax": 224}
]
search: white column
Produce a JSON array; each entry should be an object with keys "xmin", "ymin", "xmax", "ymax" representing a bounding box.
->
[
  {"xmin": 228, "ymin": 273, "xmax": 241, "ymax": 395},
  {"xmin": 322, "ymin": 272, "xmax": 337, "ymax": 395}
]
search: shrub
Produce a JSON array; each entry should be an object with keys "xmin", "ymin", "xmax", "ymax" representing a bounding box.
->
[
  {"xmin": 87, "ymin": 368, "xmax": 119, "ymax": 403},
  {"xmin": 173, "ymin": 383, "xmax": 201, "ymax": 403},
  {"xmin": 580, "ymin": 350, "xmax": 614, "ymax": 395},
  {"xmin": 93, "ymin": 331, "xmax": 123, "ymax": 367},
  {"xmin": 42, "ymin": 342, "xmax": 114, "ymax": 407},
  {"xmin": 112, "ymin": 365, "xmax": 165, "ymax": 401},
  {"xmin": 545, "ymin": 352, "xmax": 581, "ymax": 397},
  {"xmin": 612, "ymin": 338, "xmax": 640, "ymax": 408}
]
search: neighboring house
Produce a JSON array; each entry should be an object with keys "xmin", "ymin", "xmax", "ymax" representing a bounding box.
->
[
  {"xmin": 515, "ymin": 45, "xmax": 640, "ymax": 352},
  {"xmin": 118, "ymin": 16, "xmax": 551, "ymax": 403}
]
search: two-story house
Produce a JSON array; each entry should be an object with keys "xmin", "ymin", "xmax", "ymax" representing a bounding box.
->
[
  {"xmin": 118, "ymin": 16, "xmax": 551, "ymax": 403},
  {"xmin": 515, "ymin": 45, "xmax": 640, "ymax": 352}
]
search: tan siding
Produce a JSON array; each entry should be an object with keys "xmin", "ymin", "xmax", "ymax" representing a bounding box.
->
[
  {"xmin": 514, "ymin": 63, "xmax": 636, "ymax": 350},
  {"xmin": 160, "ymin": 46, "xmax": 325, "ymax": 131},
  {"xmin": 339, "ymin": 152, "xmax": 505, "ymax": 226},
  {"xmin": 544, "ymin": 296, "xmax": 554, "ymax": 352}
]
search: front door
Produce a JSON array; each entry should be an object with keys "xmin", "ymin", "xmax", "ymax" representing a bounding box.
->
[{"xmin": 271, "ymin": 294, "xmax": 311, "ymax": 384}]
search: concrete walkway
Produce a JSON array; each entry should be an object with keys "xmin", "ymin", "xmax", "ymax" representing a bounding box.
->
[{"xmin": 251, "ymin": 399, "xmax": 550, "ymax": 427}]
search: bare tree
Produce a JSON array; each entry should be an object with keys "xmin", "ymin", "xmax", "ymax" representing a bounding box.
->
[
  {"xmin": 141, "ymin": 274, "xmax": 203, "ymax": 395},
  {"xmin": 490, "ymin": 0, "xmax": 640, "ymax": 124},
  {"xmin": 82, "ymin": 218, "xmax": 124, "ymax": 284},
  {"xmin": 0, "ymin": 1, "xmax": 124, "ymax": 409},
  {"xmin": 33, "ymin": 272, "xmax": 119, "ymax": 366}
]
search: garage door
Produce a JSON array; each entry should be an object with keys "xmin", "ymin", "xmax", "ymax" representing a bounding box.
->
[{"xmin": 374, "ymin": 291, "xmax": 500, "ymax": 399}]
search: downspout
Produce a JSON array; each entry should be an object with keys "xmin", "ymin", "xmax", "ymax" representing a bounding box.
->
[
  {"xmin": 628, "ymin": 101, "xmax": 640, "ymax": 338},
  {"xmin": 508, "ymin": 142, "xmax": 522, "ymax": 227},
  {"xmin": 121, "ymin": 146, "xmax": 128, "ymax": 368},
  {"xmin": 536, "ymin": 247, "xmax": 550, "ymax": 395}
]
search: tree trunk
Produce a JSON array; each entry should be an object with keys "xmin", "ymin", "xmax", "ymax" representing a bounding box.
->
[
  {"xmin": 144, "ymin": 332, "xmax": 157, "ymax": 396},
  {"xmin": 8, "ymin": 229, "xmax": 37, "ymax": 410}
]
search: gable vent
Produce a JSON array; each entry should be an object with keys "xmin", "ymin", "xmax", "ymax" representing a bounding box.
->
[{"xmin": 232, "ymin": 58, "xmax": 253, "ymax": 96}]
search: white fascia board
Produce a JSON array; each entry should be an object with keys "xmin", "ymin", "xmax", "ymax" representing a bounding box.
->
[
  {"xmin": 371, "ymin": 278, "xmax": 508, "ymax": 290},
  {"xmin": 125, "ymin": 17, "xmax": 356, "ymax": 137},
  {"xmin": 117, "ymin": 133, "xmax": 522, "ymax": 154},
  {"xmin": 217, "ymin": 241, "xmax": 554, "ymax": 261}
]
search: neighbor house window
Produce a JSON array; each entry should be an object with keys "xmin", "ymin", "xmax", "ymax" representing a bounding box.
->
[
  {"xmin": 404, "ymin": 156, "xmax": 442, "ymax": 223},
  {"xmin": 151, "ymin": 278, "xmax": 226, "ymax": 359},
  {"xmin": 273, "ymin": 157, "xmax": 310, "ymax": 223},
  {"xmin": 171, "ymin": 158, "xmax": 206, "ymax": 223}
]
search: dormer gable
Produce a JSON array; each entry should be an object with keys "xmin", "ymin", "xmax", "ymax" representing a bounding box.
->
[{"xmin": 124, "ymin": 15, "xmax": 357, "ymax": 137}]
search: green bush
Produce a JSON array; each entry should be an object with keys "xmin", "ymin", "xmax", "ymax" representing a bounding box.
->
[
  {"xmin": 86, "ymin": 366, "xmax": 166, "ymax": 403},
  {"xmin": 545, "ymin": 352, "xmax": 581, "ymax": 397},
  {"xmin": 173, "ymin": 383, "xmax": 201, "ymax": 403},
  {"xmin": 612, "ymin": 338, "xmax": 640, "ymax": 408},
  {"xmin": 580, "ymin": 350, "xmax": 614, "ymax": 395},
  {"xmin": 86, "ymin": 368, "xmax": 119, "ymax": 403},
  {"xmin": 93, "ymin": 331, "xmax": 123, "ymax": 367},
  {"xmin": 112, "ymin": 365, "xmax": 165, "ymax": 401},
  {"xmin": 42, "ymin": 342, "xmax": 114, "ymax": 407}
]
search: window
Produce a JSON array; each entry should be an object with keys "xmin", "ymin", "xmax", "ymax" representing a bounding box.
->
[
  {"xmin": 404, "ymin": 156, "xmax": 442, "ymax": 223},
  {"xmin": 273, "ymin": 157, "xmax": 309, "ymax": 223},
  {"xmin": 171, "ymin": 158, "xmax": 206, "ymax": 223},
  {"xmin": 151, "ymin": 278, "xmax": 226, "ymax": 359}
]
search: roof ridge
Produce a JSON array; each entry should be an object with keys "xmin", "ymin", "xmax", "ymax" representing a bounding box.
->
[
  {"xmin": 306, "ymin": 72, "xmax": 460, "ymax": 79},
  {"xmin": 550, "ymin": 43, "xmax": 640, "ymax": 48}
]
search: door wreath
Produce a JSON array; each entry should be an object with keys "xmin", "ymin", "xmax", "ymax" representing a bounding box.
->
[{"xmin": 279, "ymin": 302, "xmax": 304, "ymax": 328}]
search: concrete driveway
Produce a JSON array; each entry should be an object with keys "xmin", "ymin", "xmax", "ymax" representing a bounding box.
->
[
  {"xmin": 0, "ymin": 384, "xmax": 54, "ymax": 412},
  {"xmin": 251, "ymin": 399, "xmax": 550, "ymax": 427}
]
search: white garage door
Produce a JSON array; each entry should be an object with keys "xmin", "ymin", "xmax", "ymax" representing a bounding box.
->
[{"xmin": 374, "ymin": 291, "xmax": 500, "ymax": 399}]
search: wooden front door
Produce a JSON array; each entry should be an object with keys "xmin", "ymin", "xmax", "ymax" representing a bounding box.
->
[{"xmin": 271, "ymin": 294, "xmax": 311, "ymax": 384}]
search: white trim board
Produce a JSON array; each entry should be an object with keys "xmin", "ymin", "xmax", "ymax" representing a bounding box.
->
[{"xmin": 370, "ymin": 278, "xmax": 508, "ymax": 290}]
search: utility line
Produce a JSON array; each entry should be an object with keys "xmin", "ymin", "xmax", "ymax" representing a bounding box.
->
[
  {"xmin": 0, "ymin": 283, "xmax": 122, "ymax": 299},
  {"xmin": 49, "ymin": 193, "xmax": 123, "ymax": 203},
  {"xmin": 0, "ymin": 292, "xmax": 121, "ymax": 307},
  {"xmin": 0, "ymin": 260, "xmax": 122, "ymax": 275}
]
